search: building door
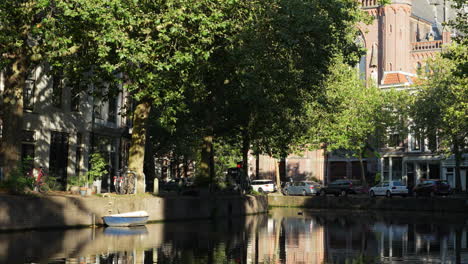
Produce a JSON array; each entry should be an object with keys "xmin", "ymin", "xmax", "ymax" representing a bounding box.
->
[
  {"xmin": 429, "ymin": 164, "xmax": 440, "ymax": 179},
  {"xmin": 330, "ymin": 162, "xmax": 347, "ymax": 181},
  {"xmin": 49, "ymin": 131, "xmax": 69, "ymax": 186}
]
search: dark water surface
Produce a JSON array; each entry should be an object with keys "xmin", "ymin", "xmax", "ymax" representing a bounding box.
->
[{"xmin": 2, "ymin": 208, "xmax": 468, "ymax": 263}]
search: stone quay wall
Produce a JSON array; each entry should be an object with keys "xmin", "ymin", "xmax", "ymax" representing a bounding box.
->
[
  {"xmin": 268, "ymin": 195, "xmax": 468, "ymax": 213},
  {"xmin": 0, "ymin": 194, "xmax": 268, "ymax": 231}
]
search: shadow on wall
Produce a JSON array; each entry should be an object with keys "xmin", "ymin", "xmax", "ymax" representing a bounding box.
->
[
  {"xmin": 0, "ymin": 212, "xmax": 271, "ymax": 264},
  {"xmin": 286, "ymin": 163, "xmax": 317, "ymax": 182},
  {"xmin": 0, "ymin": 195, "xmax": 93, "ymax": 263},
  {"xmin": 0, "ymin": 194, "xmax": 269, "ymax": 264}
]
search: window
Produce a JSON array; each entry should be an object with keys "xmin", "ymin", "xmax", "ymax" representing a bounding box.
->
[
  {"xmin": 392, "ymin": 157, "xmax": 403, "ymax": 180},
  {"xmin": 428, "ymin": 132, "xmax": 438, "ymax": 152},
  {"xmin": 21, "ymin": 130, "xmax": 36, "ymax": 172},
  {"xmin": 410, "ymin": 132, "xmax": 421, "ymax": 151},
  {"xmin": 24, "ymin": 78, "xmax": 36, "ymax": 111},
  {"xmin": 94, "ymin": 100, "xmax": 103, "ymax": 119},
  {"xmin": 420, "ymin": 163, "xmax": 428, "ymax": 179},
  {"xmin": 389, "ymin": 133, "xmax": 403, "ymax": 148},
  {"xmin": 108, "ymin": 97, "xmax": 117, "ymax": 123},
  {"xmin": 22, "ymin": 130, "xmax": 36, "ymax": 143},
  {"xmin": 52, "ymin": 74, "xmax": 63, "ymax": 108},
  {"xmin": 355, "ymin": 33, "xmax": 366, "ymax": 80},
  {"xmin": 71, "ymin": 92, "xmax": 80, "ymax": 112},
  {"xmin": 21, "ymin": 144, "xmax": 35, "ymax": 172},
  {"xmin": 383, "ymin": 158, "xmax": 389, "ymax": 180},
  {"xmin": 446, "ymin": 168, "xmax": 454, "ymax": 187},
  {"xmin": 393, "ymin": 181, "xmax": 404, "ymax": 186},
  {"xmin": 49, "ymin": 131, "xmax": 69, "ymax": 185}
]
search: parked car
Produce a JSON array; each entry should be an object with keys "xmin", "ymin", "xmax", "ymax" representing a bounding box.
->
[
  {"xmin": 369, "ymin": 180, "xmax": 408, "ymax": 197},
  {"xmin": 320, "ymin": 179, "xmax": 366, "ymax": 197},
  {"xmin": 413, "ymin": 179, "xmax": 452, "ymax": 197},
  {"xmin": 283, "ymin": 181, "xmax": 321, "ymax": 196},
  {"xmin": 251, "ymin": 179, "xmax": 276, "ymax": 193},
  {"xmin": 160, "ymin": 178, "xmax": 190, "ymax": 192}
]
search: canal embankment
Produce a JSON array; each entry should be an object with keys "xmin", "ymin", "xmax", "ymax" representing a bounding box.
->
[
  {"xmin": 0, "ymin": 194, "xmax": 268, "ymax": 231},
  {"xmin": 268, "ymin": 194, "xmax": 468, "ymax": 213}
]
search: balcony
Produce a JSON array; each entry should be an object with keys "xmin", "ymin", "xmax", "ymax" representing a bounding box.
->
[{"xmin": 411, "ymin": 40, "xmax": 442, "ymax": 51}]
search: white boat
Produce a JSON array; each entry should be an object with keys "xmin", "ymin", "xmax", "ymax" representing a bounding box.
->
[{"xmin": 102, "ymin": 211, "xmax": 149, "ymax": 227}]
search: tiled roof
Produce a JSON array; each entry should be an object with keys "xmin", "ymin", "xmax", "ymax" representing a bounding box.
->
[
  {"xmin": 381, "ymin": 71, "xmax": 420, "ymax": 87},
  {"xmin": 382, "ymin": 73, "xmax": 409, "ymax": 85}
]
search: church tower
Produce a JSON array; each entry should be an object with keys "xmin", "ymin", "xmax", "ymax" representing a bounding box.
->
[{"xmin": 380, "ymin": 0, "xmax": 413, "ymax": 74}]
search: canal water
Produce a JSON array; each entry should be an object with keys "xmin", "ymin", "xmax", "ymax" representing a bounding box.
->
[{"xmin": 2, "ymin": 208, "xmax": 468, "ymax": 264}]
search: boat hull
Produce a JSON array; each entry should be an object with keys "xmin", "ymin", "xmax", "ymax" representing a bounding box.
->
[{"xmin": 102, "ymin": 216, "xmax": 149, "ymax": 227}]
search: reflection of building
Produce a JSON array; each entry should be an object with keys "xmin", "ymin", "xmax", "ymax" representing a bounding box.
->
[
  {"xmin": 249, "ymin": 214, "xmax": 325, "ymax": 264},
  {"xmin": 283, "ymin": 218, "xmax": 325, "ymax": 264},
  {"xmin": 0, "ymin": 66, "xmax": 132, "ymax": 186}
]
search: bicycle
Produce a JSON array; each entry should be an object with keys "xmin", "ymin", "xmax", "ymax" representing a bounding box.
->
[
  {"xmin": 28, "ymin": 167, "xmax": 49, "ymax": 193},
  {"xmin": 33, "ymin": 178, "xmax": 50, "ymax": 193},
  {"xmin": 113, "ymin": 168, "xmax": 137, "ymax": 194}
]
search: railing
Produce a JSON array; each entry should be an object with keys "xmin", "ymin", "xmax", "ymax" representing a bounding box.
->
[
  {"xmin": 361, "ymin": 0, "xmax": 378, "ymax": 7},
  {"xmin": 411, "ymin": 40, "xmax": 443, "ymax": 51}
]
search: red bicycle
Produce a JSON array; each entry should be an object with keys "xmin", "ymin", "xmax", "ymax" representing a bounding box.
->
[{"xmin": 28, "ymin": 167, "xmax": 48, "ymax": 193}]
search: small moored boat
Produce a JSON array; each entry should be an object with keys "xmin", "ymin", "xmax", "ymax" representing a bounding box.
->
[{"xmin": 102, "ymin": 211, "xmax": 149, "ymax": 227}]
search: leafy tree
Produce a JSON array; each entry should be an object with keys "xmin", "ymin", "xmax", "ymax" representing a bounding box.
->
[
  {"xmin": 188, "ymin": 0, "xmax": 369, "ymax": 188},
  {"xmin": 39, "ymin": 0, "xmax": 257, "ymax": 193},
  {"xmin": 307, "ymin": 56, "xmax": 404, "ymax": 186},
  {"xmin": 0, "ymin": 1, "xmax": 55, "ymax": 178},
  {"xmin": 410, "ymin": 44, "xmax": 468, "ymax": 190}
]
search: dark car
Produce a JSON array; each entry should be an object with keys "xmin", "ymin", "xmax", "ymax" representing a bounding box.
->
[
  {"xmin": 320, "ymin": 179, "xmax": 366, "ymax": 197},
  {"xmin": 160, "ymin": 178, "xmax": 190, "ymax": 192},
  {"xmin": 413, "ymin": 179, "xmax": 451, "ymax": 197}
]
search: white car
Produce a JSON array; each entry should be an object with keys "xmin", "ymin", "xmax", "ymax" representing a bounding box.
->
[
  {"xmin": 251, "ymin": 179, "xmax": 276, "ymax": 193},
  {"xmin": 369, "ymin": 180, "xmax": 408, "ymax": 197},
  {"xmin": 283, "ymin": 181, "xmax": 321, "ymax": 196}
]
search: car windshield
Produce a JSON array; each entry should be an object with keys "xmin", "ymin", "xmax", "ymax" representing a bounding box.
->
[
  {"xmin": 436, "ymin": 180, "xmax": 448, "ymax": 185},
  {"xmin": 392, "ymin": 181, "xmax": 404, "ymax": 186}
]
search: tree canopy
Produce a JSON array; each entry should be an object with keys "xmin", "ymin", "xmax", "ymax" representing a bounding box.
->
[{"xmin": 410, "ymin": 44, "xmax": 468, "ymax": 189}]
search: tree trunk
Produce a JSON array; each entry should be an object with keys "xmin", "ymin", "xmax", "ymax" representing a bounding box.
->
[
  {"xmin": 210, "ymin": 140, "xmax": 215, "ymax": 191},
  {"xmin": 128, "ymin": 101, "xmax": 151, "ymax": 194},
  {"xmin": 241, "ymin": 130, "xmax": 250, "ymax": 177},
  {"xmin": 0, "ymin": 56, "xmax": 28, "ymax": 179},
  {"xmin": 143, "ymin": 133, "xmax": 156, "ymax": 193},
  {"xmin": 454, "ymin": 140, "xmax": 462, "ymax": 192},
  {"xmin": 183, "ymin": 158, "xmax": 188, "ymax": 178},
  {"xmin": 255, "ymin": 152, "xmax": 260, "ymax": 179},
  {"xmin": 359, "ymin": 151, "xmax": 368, "ymax": 188},
  {"xmin": 275, "ymin": 160, "xmax": 281, "ymax": 193},
  {"xmin": 200, "ymin": 133, "xmax": 213, "ymax": 183}
]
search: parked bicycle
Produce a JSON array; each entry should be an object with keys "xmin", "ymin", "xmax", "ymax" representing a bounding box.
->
[
  {"xmin": 113, "ymin": 168, "xmax": 137, "ymax": 194},
  {"xmin": 28, "ymin": 167, "xmax": 49, "ymax": 193}
]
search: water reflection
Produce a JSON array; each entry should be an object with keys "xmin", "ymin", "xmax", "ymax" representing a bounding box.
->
[{"xmin": 2, "ymin": 209, "xmax": 468, "ymax": 263}]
